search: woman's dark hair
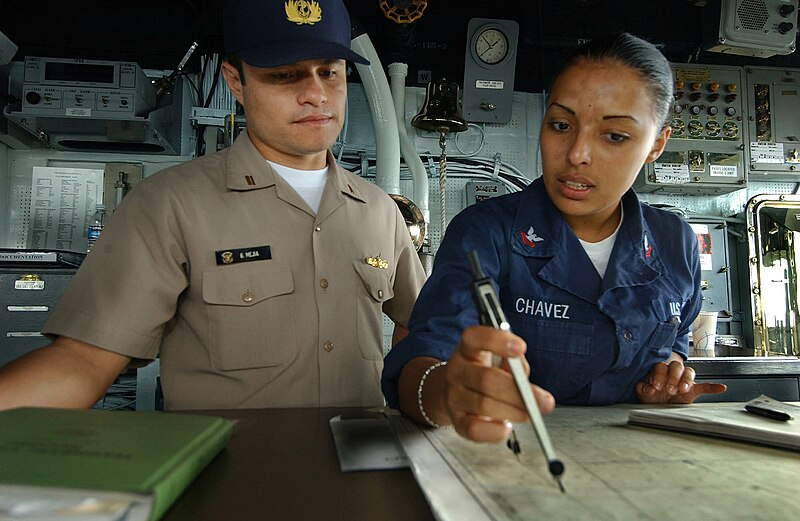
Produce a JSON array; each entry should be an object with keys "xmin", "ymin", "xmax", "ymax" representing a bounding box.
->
[{"xmin": 557, "ymin": 32, "xmax": 674, "ymax": 128}]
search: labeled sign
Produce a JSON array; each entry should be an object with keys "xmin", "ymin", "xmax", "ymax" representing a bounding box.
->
[
  {"xmin": 0, "ymin": 252, "xmax": 58, "ymax": 262},
  {"xmin": 654, "ymin": 163, "xmax": 690, "ymax": 184},
  {"xmin": 690, "ymin": 223, "xmax": 713, "ymax": 272},
  {"xmin": 750, "ymin": 142, "xmax": 784, "ymax": 164},
  {"xmin": 14, "ymin": 280, "xmax": 45, "ymax": 290},
  {"xmin": 474, "ymin": 80, "xmax": 504, "ymax": 90},
  {"xmin": 709, "ymin": 165, "xmax": 737, "ymax": 177}
]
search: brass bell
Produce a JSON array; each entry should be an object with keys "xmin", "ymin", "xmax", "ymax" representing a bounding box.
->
[
  {"xmin": 411, "ymin": 79, "xmax": 468, "ymax": 134},
  {"xmin": 411, "ymin": 79, "xmax": 467, "ymax": 238}
]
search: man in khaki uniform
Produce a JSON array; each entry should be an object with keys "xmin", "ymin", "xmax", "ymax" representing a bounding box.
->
[{"xmin": 0, "ymin": 0, "xmax": 426, "ymax": 410}]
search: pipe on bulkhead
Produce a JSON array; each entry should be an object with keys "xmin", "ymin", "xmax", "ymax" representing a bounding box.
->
[
  {"xmin": 351, "ymin": 34, "xmax": 401, "ymax": 196},
  {"xmin": 388, "ymin": 62, "xmax": 430, "ymax": 227}
]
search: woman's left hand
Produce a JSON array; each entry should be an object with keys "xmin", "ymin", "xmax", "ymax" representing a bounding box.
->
[{"xmin": 636, "ymin": 353, "xmax": 727, "ymax": 404}]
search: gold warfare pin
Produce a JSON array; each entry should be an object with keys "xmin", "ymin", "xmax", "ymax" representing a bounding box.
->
[{"xmin": 365, "ymin": 256, "xmax": 389, "ymax": 269}]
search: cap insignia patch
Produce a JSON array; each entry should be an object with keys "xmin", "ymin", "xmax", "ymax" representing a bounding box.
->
[{"xmin": 285, "ymin": 0, "xmax": 322, "ymax": 25}]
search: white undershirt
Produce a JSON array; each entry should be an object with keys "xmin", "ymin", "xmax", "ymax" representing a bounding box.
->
[
  {"xmin": 267, "ymin": 160, "xmax": 328, "ymax": 213},
  {"xmin": 578, "ymin": 206, "xmax": 624, "ymax": 278}
]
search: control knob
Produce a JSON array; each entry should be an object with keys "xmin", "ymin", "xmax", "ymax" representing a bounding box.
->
[{"xmin": 25, "ymin": 91, "xmax": 41, "ymax": 105}]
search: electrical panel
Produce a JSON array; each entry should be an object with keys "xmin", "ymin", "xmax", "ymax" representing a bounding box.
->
[
  {"xmin": 706, "ymin": 0, "xmax": 799, "ymax": 58},
  {"xmin": 635, "ymin": 63, "xmax": 747, "ymax": 195},
  {"xmin": 688, "ymin": 219, "xmax": 733, "ymax": 317},
  {"xmin": 3, "ymin": 57, "xmax": 190, "ymax": 156},
  {"xmin": 16, "ymin": 56, "xmax": 156, "ymax": 116},
  {"xmin": 745, "ymin": 66, "xmax": 800, "ymax": 181}
]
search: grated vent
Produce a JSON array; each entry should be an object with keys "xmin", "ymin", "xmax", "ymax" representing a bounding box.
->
[{"xmin": 737, "ymin": 0, "xmax": 769, "ymax": 30}]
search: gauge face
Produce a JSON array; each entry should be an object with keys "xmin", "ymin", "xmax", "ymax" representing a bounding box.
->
[{"xmin": 474, "ymin": 28, "xmax": 509, "ymax": 65}]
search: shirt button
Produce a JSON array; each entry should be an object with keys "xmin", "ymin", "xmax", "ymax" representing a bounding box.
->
[
  {"xmin": 315, "ymin": 225, "xmax": 321, "ymax": 232},
  {"xmin": 377, "ymin": 289, "xmax": 384, "ymax": 299},
  {"xmin": 242, "ymin": 291, "xmax": 254, "ymax": 303},
  {"xmin": 623, "ymin": 330, "xmax": 633, "ymax": 340},
  {"xmin": 320, "ymin": 278, "xmax": 329, "ymax": 289},
  {"xmin": 323, "ymin": 341, "xmax": 334, "ymax": 352}
]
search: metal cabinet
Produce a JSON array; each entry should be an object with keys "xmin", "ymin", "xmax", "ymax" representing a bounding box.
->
[{"xmin": 0, "ymin": 250, "xmax": 83, "ymax": 365}]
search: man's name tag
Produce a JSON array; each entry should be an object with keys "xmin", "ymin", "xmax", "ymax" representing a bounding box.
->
[{"xmin": 215, "ymin": 245, "xmax": 272, "ymax": 265}]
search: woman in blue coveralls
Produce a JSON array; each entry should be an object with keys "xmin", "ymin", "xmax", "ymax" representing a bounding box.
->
[{"xmin": 381, "ymin": 33, "xmax": 727, "ymax": 443}]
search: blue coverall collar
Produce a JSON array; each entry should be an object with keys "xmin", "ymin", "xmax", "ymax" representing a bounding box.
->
[
  {"xmin": 603, "ymin": 190, "xmax": 667, "ymax": 290},
  {"xmin": 509, "ymin": 179, "xmax": 665, "ymax": 301}
]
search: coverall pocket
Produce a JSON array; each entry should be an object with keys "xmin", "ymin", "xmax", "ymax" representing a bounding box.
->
[
  {"xmin": 202, "ymin": 260, "xmax": 295, "ymax": 370},
  {"xmin": 645, "ymin": 299, "xmax": 680, "ymax": 352},
  {"xmin": 353, "ymin": 261, "xmax": 394, "ymax": 360},
  {"xmin": 517, "ymin": 318, "xmax": 593, "ymax": 395},
  {"xmin": 518, "ymin": 318, "xmax": 593, "ymax": 355}
]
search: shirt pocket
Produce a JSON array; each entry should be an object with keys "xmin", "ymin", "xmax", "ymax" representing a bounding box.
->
[
  {"xmin": 353, "ymin": 261, "xmax": 394, "ymax": 360},
  {"xmin": 645, "ymin": 299, "xmax": 680, "ymax": 354},
  {"xmin": 202, "ymin": 260, "xmax": 295, "ymax": 370}
]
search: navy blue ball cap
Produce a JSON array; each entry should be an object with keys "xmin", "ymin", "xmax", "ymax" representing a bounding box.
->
[{"xmin": 224, "ymin": 0, "xmax": 369, "ymax": 68}]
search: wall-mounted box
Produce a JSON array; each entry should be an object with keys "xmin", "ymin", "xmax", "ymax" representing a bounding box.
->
[
  {"xmin": 706, "ymin": 0, "xmax": 799, "ymax": 58},
  {"xmin": 745, "ymin": 66, "xmax": 800, "ymax": 181},
  {"xmin": 3, "ymin": 57, "xmax": 192, "ymax": 156},
  {"xmin": 688, "ymin": 218, "xmax": 734, "ymax": 317},
  {"xmin": 635, "ymin": 63, "xmax": 747, "ymax": 195}
]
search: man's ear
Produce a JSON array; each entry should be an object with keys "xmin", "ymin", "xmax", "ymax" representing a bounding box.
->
[
  {"xmin": 221, "ymin": 61, "xmax": 245, "ymax": 107},
  {"xmin": 645, "ymin": 125, "xmax": 671, "ymax": 163}
]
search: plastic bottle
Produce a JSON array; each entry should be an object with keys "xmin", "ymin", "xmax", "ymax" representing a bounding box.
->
[{"xmin": 86, "ymin": 204, "xmax": 106, "ymax": 253}]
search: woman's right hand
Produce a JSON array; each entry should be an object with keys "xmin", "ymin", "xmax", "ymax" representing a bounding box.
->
[{"xmin": 444, "ymin": 325, "xmax": 556, "ymax": 443}]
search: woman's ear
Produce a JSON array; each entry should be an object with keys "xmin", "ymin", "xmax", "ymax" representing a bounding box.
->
[{"xmin": 645, "ymin": 125, "xmax": 671, "ymax": 163}]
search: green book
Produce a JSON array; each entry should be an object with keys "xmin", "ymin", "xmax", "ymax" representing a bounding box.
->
[{"xmin": 0, "ymin": 407, "xmax": 233, "ymax": 521}]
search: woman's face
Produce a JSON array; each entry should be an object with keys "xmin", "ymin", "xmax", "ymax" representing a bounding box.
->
[{"xmin": 540, "ymin": 60, "xmax": 670, "ymax": 235}]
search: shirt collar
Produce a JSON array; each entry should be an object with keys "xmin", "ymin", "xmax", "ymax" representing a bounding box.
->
[{"xmin": 224, "ymin": 132, "xmax": 367, "ymax": 203}]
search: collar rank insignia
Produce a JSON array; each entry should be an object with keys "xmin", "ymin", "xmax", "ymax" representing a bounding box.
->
[
  {"xmin": 366, "ymin": 255, "xmax": 389, "ymax": 270},
  {"xmin": 285, "ymin": 0, "xmax": 322, "ymax": 25},
  {"xmin": 520, "ymin": 226, "xmax": 544, "ymax": 248}
]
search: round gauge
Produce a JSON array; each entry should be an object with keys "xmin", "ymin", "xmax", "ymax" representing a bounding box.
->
[
  {"xmin": 474, "ymin": 27, "xmax": 509, "ymax": 65},
  {"xmin": 670, "ymin": 118, "xmax": 685, "ymax": 136}
]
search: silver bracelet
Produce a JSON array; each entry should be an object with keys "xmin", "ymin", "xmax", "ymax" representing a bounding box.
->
[{"xmin": 417, "ymin": 361, "xmax": 447, "ymax": 428}]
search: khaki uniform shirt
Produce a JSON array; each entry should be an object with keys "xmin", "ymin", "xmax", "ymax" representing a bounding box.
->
[{"xmin": 44, "ymin": 133, "xmax": 426, "ymax": 410}]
